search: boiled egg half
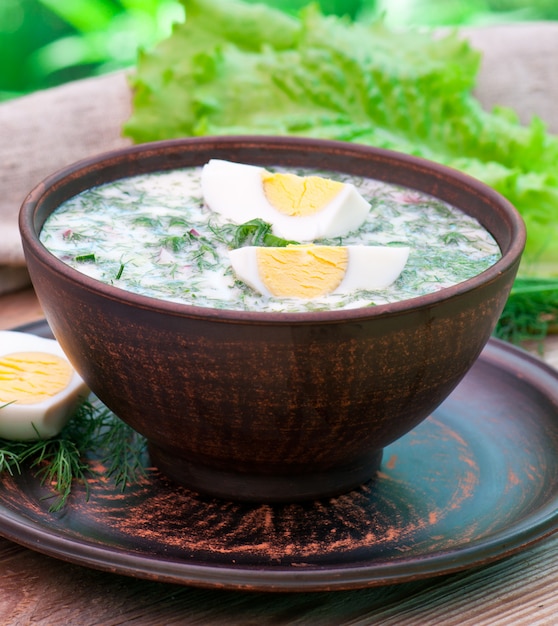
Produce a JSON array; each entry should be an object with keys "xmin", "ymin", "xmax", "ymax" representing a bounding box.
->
[
  {"xmin": 229, "ymin": 245, "xmax": 410, "ymax": 299},
  {"xmin": 0, "ymin": 331, "xmax": 89, "ymax": 441},
  {"xmin": 201, "ymin": 159, "xmax": 371, "ymax": 241}
]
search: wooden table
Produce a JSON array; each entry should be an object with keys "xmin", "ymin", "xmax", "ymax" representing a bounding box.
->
[{"xmin": 1, "ymin": 286, "xmax": 558, "ymax": 625}]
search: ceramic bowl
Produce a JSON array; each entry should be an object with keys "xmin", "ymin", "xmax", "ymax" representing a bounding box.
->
[{"xmin": 19, "ymin": 136, "xmax": 525, "ymax": 502}]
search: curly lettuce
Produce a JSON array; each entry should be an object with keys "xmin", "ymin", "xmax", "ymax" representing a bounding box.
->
[{"xmin": 123, "ymin": 0, "xmax": 558, "ymax": 280}]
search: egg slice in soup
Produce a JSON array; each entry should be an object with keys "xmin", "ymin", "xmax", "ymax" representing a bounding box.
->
[
  {"xmin": 0, "ymin": 331, "xmax": 89, "ymax": 440},
  {"xmin": 201, "ymin": 159, "xmax": 370, "ymax": 241},
  {"xmin": 229, "ymin": 245, "xmax": 410, "ymax": 299}
]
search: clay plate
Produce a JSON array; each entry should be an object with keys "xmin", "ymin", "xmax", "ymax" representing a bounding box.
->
[{"xmin": 0, "ymin": 321, "xmax": 557, "ymax": 592}]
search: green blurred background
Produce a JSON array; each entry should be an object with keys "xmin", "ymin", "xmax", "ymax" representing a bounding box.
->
[{"xmin": 1, "ymin": 0, "xmax": 557, "ymax": 103}]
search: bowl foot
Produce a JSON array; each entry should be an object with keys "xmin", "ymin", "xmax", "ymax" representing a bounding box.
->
[{"xmin": 147, "ymin": 444, "xmax": 384, "ymax": 502}]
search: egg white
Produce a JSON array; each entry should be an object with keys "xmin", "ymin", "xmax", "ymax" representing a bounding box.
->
[
  {"xmin": 0, "ymin": 331, "xmax": 89, "ymax": 441},
  {"xmin": 229, "ymin": 245, "xmax": 410, "ymax": 299},
  {"xmin": 201, "ymin": 159, "xmax": 371, "ymax": 241}
]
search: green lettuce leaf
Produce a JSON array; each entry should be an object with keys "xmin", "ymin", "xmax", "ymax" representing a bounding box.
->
[{"xmin": 123, "ymin": 0, "xmax": 558, "ymax": 278}]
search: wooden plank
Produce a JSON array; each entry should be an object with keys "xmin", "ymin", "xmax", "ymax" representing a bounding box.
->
[
  {"xmin": 0, "ymin": 533, "xmax": 558, "ymax": 624},
  {"xmin": 0, "ymin": 287, "xmax": 44, "ymax": 330}
]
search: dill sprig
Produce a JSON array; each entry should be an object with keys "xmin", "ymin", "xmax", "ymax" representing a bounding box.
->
[
  {"xmin": 27, "ymin": 437, "xmax": 91, "ymax": 512},
  {"xmin": 495, "ymin": 277, "xmax": 558, "ymax": 345},
  {"xmin": 0, "ymin": 447, "xmax": 22, "ymax": 476},
  {"xmin": 95, "ymin": 412, "xmax": 147, "ymax": 492},
  {"xmin": 0, "ymin": 397, "xmax": 147, "ymax": 512}
]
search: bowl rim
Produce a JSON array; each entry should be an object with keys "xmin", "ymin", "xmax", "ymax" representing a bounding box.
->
[{"xmin": 19, "ymin": 135, "xmax": 526, "ymax": 324}]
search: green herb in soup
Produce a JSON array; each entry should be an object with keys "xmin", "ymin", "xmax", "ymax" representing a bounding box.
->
[{"xmin": 39, "ymin": 166, "xmax": 501, "ymax": 312}]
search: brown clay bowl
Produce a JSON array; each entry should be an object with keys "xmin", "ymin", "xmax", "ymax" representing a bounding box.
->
[{"xmin": 19, "ymin": 136, "xmax": 525, "ymax": 502}]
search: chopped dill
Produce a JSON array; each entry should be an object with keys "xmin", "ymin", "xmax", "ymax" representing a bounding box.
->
[
  {"xmin": 132, "ymin": 216, "xmax": 162, "ymax": 228},
  {"xmin": 169, "ymin": 217, "xmax": 190, "ymax": 228},
  {"xmin": 442, "ymin": 232, "xmax": 473, "ymax": 246},
  {"xmin": 75, "ymin": 253, "xmax": 96, "ymax": 263},
  {"xmin": 160, "ymin": 234, "xmax": 188, "ymax": 252},
  {"xmin": 62, "ymin": 231, "xmax": 87, "ymax": 242},
  {"xmin": 0, "ymin": 396, "xmax": 147, "ymax": 512},
  {"xmin": 40, "ymin": 167, "xmax": 503, "ymax": 313}
]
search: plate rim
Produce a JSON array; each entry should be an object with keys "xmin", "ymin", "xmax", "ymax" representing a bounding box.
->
[{"xmin": 1, "ymin": 323, "xmax": 558, "ymax": 592}]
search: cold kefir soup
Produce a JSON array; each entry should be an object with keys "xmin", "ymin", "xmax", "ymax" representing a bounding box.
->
[{"xmin": 40, "ymin": 162, "xmax": 501, "ymax": 312}]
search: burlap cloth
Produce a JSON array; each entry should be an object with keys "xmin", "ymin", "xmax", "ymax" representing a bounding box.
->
[{"xmin": 1, "ymin": 22, "xmax": 557, "ymax": 294}]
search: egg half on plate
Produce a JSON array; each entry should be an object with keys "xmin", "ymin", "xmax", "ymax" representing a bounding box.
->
[
  {"xmin": 229, "ymin": 245, "xmax": 410, "ymax": 299},
  {"xmin": 201, "ymin": 159, "xmax": 371, "ymax": 241},
  {"xmin": 0, "ymin": 331, "xmax": 89, "ymax": 440}
]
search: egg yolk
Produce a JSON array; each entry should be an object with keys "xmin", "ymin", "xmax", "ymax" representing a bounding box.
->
[
  {"xmin": 0, "ymin": 351, "xmax": 73, "ymax": 405},
  {"xmin": 256, "ymin": 245, "xmax": 348, "ymax": 298},
  {"xmin": 261, "ymin": 172, "xmax": 344, "ymax": 217}
]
